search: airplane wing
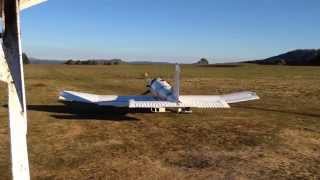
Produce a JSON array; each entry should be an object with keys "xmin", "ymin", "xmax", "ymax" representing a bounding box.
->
[
  {"xmin": 220, "ymin": 91, "xmax": 260, "ymax": 104},
  {"xmin": 59, "ymin": 91, "xmax": 156, "ymax": 107},
  {"xmin": 129, "ymin": 91, "xmax": 259, "ymax": 109},
  {"xmin": 60, "ymin": 91, "xmax": 230, "ymax": 109},
  {"xmin": 129, "ymin": 99, "xmax": 230, "ymax": 108},
  {"xmin": 0, "ymin": 0, "xmax": 47, "ymax": 17},
  {"xmin": 19, "ymin": 0, "xmax": 47, "ymax": 10},
  {"xmin": 59, "ymin": 91, "xmax": 258, "ymax": 109},
  {"xmin": 129, "ymin": 94, "xmax": 230, "ymax": 108},
  {"xmin": 178, "ymin": 91, "xmax": 259, "ymax": 105}
]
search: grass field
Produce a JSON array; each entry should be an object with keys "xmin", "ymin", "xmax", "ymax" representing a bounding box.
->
[{"xmin": 0, "ymin": 64, "xmax": 320, "ymax": 179}]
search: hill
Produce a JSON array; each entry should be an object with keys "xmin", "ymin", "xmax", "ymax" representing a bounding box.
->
[{"xmin": 245, "ymin": 49, "xmax": 320, "ymax": 65}]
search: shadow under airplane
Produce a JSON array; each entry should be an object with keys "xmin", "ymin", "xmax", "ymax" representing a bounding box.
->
[{"xmin": 4, "ymin": 103, "xmax": 153, "ymax": 121}]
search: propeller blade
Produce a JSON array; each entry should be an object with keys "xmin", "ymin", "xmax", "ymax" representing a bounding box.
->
[{"xmin": 141, "ymin": 90, "xmax": 151, "ymax": 95}]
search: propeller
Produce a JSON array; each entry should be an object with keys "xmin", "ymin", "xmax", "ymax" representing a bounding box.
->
[
  {"xmin": 141, "ymin": 90, "xmax": 151, "ymax": 95},
  {"xmin": 141, "ymin": 78, "xmax": 157, "ymax": 95}
]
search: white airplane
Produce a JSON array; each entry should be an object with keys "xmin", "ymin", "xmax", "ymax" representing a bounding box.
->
[
  {"xmin": 0, "ymin": 0, "xmax": 47, "ymax": 179},
  {"xmin": 59, "ymin": 64, "xmax": 259, "ymax": 113}
]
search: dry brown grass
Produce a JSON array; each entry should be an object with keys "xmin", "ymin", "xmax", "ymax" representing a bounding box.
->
[{"xmin": 0, "ymin": 64, "xmax": 319, "ymax": 179}]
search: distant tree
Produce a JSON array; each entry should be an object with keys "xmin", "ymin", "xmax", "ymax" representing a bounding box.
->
[
  {"xmin": 196, "ymin": 58, "xmax": 209, "ymax": 65},
  {"xmin": 65, "ymin": 59, "xmax": 126, "ymax": 65},
  {"xmin": 88, "ymin": 60, "xmax": 98, "ymax": 65},
  {"xmin": 22, "ymin": 53, "xmax": 30, "ymax": 64},
  {"xmin": 65, "ymin": 59, "xmax": 74, "ymax": 65},
  {"xmin": 313, "ymin": 53, "xmax": 320, "ymax": 65}
]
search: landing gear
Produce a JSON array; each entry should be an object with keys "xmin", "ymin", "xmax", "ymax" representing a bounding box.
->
[
  {"xmin": 150, "ymin": 107, "xmax": 192, "ymax": 113},
  {"xmin": 151, "ymin": 108, "xmax": 166, "ymax": 113},
  {"xmin": 177, "ymin": 107, "xmax": 193, "ymax": 114}
]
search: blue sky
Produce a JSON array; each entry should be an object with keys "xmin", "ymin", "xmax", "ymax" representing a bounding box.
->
[{"xmin": 21, "ymin": 0, "xmax": 320, "ymax": 63}]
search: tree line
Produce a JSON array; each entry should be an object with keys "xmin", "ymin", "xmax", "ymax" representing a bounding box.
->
[{"xmin": 64, "ymin": 59, "xmax": 125, "ymax": 65}]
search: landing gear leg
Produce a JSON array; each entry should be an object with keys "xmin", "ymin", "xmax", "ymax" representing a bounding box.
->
[
  {"xmin": 151, "ymin": 108, "xmax": 166, "ymax": 113},
  {"xmin": 177, "ymin": 107, "xmax": 192, "ymax": 114}
]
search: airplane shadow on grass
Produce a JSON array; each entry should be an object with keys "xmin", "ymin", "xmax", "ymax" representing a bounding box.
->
[
  {"xmin": 29, "ymin": 103, "xmax": 145, "ymax": 121},
  {"xmin": 4, "ymin": 103, "xmax": 150, "ymax": 121},
  {"xmin": 27, "ymin": 104, "xmax": 320, "ymax": 120}
]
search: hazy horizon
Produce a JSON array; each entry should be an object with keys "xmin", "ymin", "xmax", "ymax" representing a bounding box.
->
[{"xmin": 30, "ymin": 54, "xmax": 254, "ymax": 63}]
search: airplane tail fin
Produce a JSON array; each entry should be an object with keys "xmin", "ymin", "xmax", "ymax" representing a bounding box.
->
[{"xmin": 173, "ymin": 64, "xmax": 180, "ymax": 101}]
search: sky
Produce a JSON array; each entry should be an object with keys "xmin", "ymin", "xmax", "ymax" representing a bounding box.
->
[{"xmin": 20, "ymin": 0, "xmax": 320, "ymax": 63}]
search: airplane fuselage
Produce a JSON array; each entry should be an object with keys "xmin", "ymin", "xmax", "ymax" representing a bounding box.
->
[{"xmin": 149, "ymin": 78, "xmax": 177, "ymax": 102}]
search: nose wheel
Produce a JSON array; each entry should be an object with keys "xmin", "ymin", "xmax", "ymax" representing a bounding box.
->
[{"xmin": 177, "ymin": 107, "xmax": 192, "ymax": 114}]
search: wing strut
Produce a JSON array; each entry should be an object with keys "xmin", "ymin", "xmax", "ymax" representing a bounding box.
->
[{"xmin": 0, "ymin": 0, "xmax": 30, "ymax": 179}]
